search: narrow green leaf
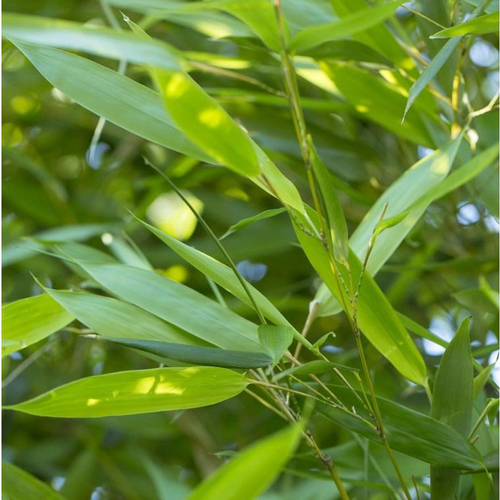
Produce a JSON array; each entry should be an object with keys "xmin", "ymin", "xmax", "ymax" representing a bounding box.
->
[
  {"xmin": 220, "ymin": 208, "xmax": 286, "ymax": 240},
  {"xmin": 474, "ymin": 364, "xmax": 496, "ymax": 400},
  {"xmin": 135, "ymin": 216, "xmax": 294, "ymax": 329},
  {"xmin": 4, "ymin": 367, "xmax": 248, "ymax": 417},
  {"xmin": 317, "ymin": 133, "xmax": 468, "ymax": 316},
  {"xmin": 431, "ymin": 317, "xmax": 475, "ymax": 499},
  {"xmin": 431, "ymin": 11, "xmax": 499, "ymax": 38},
  {"xmin": 316, "ymin": 385, "xmax": 482, "ymax": 470},
  {"xmin": 290, "ymin": 0, "xmax": 405, "ymax": 53},
  {"xmin": 102, "ymin": 233, "xmax": 153, "ymax": 270},
  {"xmin": 12, "ymin": 42, "xmax": 212, "ymax": 162},
  {"xmin": 3, "ymin": 462, "xmax": 65, "ymax": 500},
  {"xmin": 2, "ymin": 294, "xmax": 74, "ymax": 357},
  {"xmin": 257, "ymin": 325, "xmax": 294, "ymax": 364},
  {"xmin": 307, "ymin": 135, "xmax": 349, "ymax": 265},
  {"xmin": 186, "ymin": 425, "xmax": 301, "ymax": 500},
  {"xmin": 73, "ymin": 261, "xmax": 264, "ymax": 353},
  {"xmin": 293, "ymin": 207, "xmax": 427, "ymax": 384},
  {"xmin": 371, "ymin": 209, "xmax": 408, "ymax": 242},
  {"xmin": 403, "ymin": 38, "xmax": 462, "ymax": 120},
  {"xmin": 3, "ymin": 13, "xmax": 182, "ymax": 69},
  {"xmin": 42, "ymin": 288, "xmax": 204, "ymax": 346},
  {"xmin": 99, "ymin": 336, "xmax": 272, "ymax": 369}
]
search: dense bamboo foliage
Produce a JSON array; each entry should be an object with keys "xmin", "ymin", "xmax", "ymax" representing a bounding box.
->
[{"xmin": 2, "ymin": 0, "xmax": 499, "ymax": 499}]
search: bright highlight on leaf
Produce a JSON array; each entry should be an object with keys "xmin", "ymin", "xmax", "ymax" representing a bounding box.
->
[{"xmin": 4, "ymin": 367, "xmax": 249, "ymax": 418}]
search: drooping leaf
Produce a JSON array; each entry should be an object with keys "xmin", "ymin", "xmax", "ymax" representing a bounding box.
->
[
  {"xmin": 431, "ymin": 11, "xmax": 499, "ymax": 38},
  {"xmin": 316, "ymin": 385, "xmax": 482, "ymax": 471},
  {"xmin": 316, "ymin": 133, "xmax": 465, "ymax": 316},
  {"xmin": 2, "ymin": 294, "xmax": 74, "ymax": 357},
  {"xmin": 307, "ymin": 134, "xmax": 349, "ymax": 265},
  {"xmin": 186, "ymin": 425, "xmax": 302, "ymax": 500},
  {"xmin": 431, "ymin": 317, "xmax": 475, "ymax": 499},
  {"xmin": 290, "ymin": 0, "xmax": 405, "ymax": 53},
  {"xmin": 403, "ymin": 38, "xmax": 462, "ymax": 120},
  {"xmin": 72, "ymin": 261, "xmax": 265, "ymax": 353},
  {"xmin": 12, "ymin": 42, "xmax": 212, "ymax": 162},
  {"xmin": 292, "ymin": 207, "xmax": 427, "ymax": 384},
  {"xmin": 135, "ymin": 216, "xmax": 295, "ymax": 329},
  {"xmin": 4, "ymin": 367, "xmax": 249, "ymax": 417},
  {"xmin": 98, "ymin": 336, "xmax": 272, "ymax": 369},
  {"xmin": 220, "ymin": 208, "xmax": 286, "ymax": 240},
  {"xmin": 257, "ymin": 325, "xmax": 294, "ymax": 364},
  {"xmin": 2, "ymin": 13, "xmax": 182, "ymax": 69},
  {"xmin": 2, "ymin": 462, "xmax": 65, "ymax": 500}
]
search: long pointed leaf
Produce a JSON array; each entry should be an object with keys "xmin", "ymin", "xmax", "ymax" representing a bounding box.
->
[{"xmin": 4, "ymin": 367, "xmax": 248, "ymax": 417}]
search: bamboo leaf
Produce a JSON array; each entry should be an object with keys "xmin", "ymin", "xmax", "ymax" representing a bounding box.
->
[
  {"xmin": 2, "ymin": 294, "xmax": 74, "ymax": 357},
  {"xmin": 98, "ymin": 336, "xmax": 272, "ymax": 369},
  {"xmin": 431, "ymin": 11, "xmax": 499, "ymax": 38},
  {"xmin": 3, "ymin": 13, "xmax": 182, "ymax": 69},
  {"xmin": 220, "ymin": 208, "xmax": 286, "ymax": 240},
  {"xmin": 431, "ymin": 317, "xmax": 475, "ymax": 499},
  {"xmin": 3, "ymin": 462, "xmax": 65, "ymax": 500},
  {"xmin": 186, "ymin": 425, "xmax": 301, "ymax": 500},
  {"xmin": 474, "ymin": 364, "xmax": 496, "ymax": 400},
  {"xmin": 403, "ymin": 38, "xmax": 462, "ymax": 120},
  {"xmin": 307, "ymin": 134, "xmax": 349, "ymax": 265},
  {"xmin": 316, "ymin": 133, "xmax": 466, "ymax": 316},
  {"xmin": 316, "ymin": 385, "xmax": 483, "ymax": 471},
  {"xmin": 258, "ymin": 325, "xmax": 294, "ymax": 364},
  {"xmin": 12, "ymin": 42, "xmax": 212, "ymax": 162},
  {"xmin": 4, "ymin": 367, "xmax": 248, "ymax": 417},
  {"xmin": 42, "ymin": 287, "xmax": 204, "ymax": 346},
  {"xmin": 290, "ymin": 0, "xmax": 406, "ymax": 53},
  {"xmin": 292, "ymin": 207, "xmax": 427, "ymax": 384},
  {"xmin": 73, "ymin": 261, "xmax": 265, "ymax": 353}
]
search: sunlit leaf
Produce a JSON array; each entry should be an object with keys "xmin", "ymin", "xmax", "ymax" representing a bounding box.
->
[
  {"xmin": 4, "ymin": 367, "xmax": 249, "ymax": 417},
  {"xmin": 2, "ymin": 294, "xmax": 74, "ymax": 357}
]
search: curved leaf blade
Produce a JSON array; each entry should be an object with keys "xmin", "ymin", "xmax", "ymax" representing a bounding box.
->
[
  {"xmin": 3, "ymin": 13, "xmax": 182, "ymax": 69},
  {"xmin": 4, "ymin": 367, "xmax": 248, "ymax": 418}
]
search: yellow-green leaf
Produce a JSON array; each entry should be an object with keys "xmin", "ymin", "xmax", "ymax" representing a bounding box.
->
[
  {"xmin": 2, "ymin": 294, "xmax": 74, "ymax": 357},
  {"xmin": 4, "ymin": 367, "xmax": 248, "ymax": 418}
]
